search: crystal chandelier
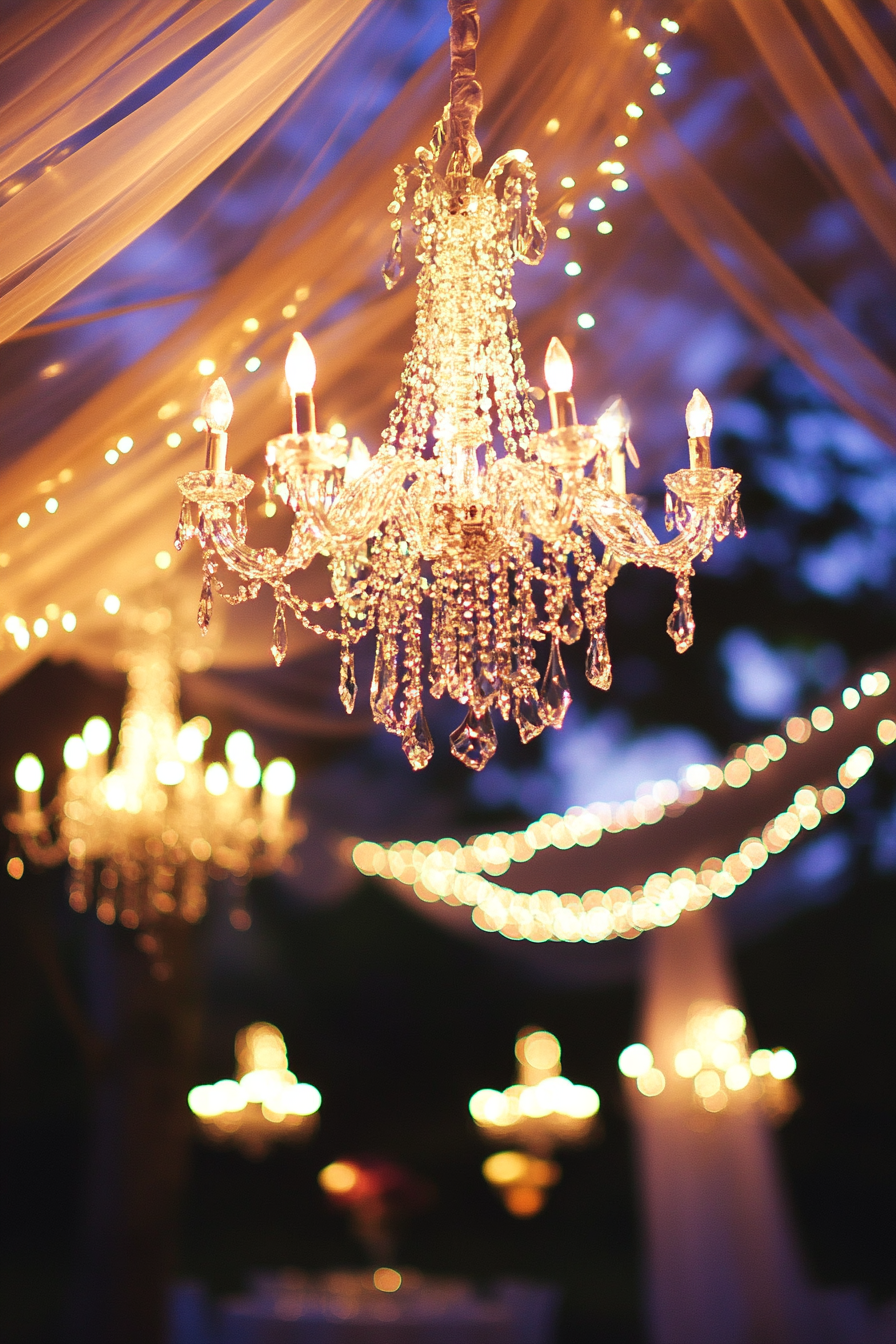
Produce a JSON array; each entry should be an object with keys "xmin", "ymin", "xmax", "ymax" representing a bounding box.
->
[
  {"xmin": 176, "ymin": 0, "xmax": 744, "ymax": 771},
  {"xmin": 468, "ymin": 1027, "xmax": 600, "ymax": 1153},
  {"xmin": 187, "ymin": 1021, "xmax": 321, "ymax": 1158},
  {"xmin": 6, "ymin": 636, "xmax": 300, "ymax": 963},
  {"xmin": 618, "ymin": 1001, "xmax": 799, "ymax": 1123},
  {"xmin": 470, "ymin": 1026, "xmax": 599, "ymax": 1217}
]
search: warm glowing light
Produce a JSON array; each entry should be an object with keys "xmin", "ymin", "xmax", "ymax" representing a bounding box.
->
[
  {"xmin": 61, "ymin": 612, "xmax": 77, "ymax": 631},
  {"xmin": 103, "ymin": 594, "xmax": 121, "ymax": 615},
  {"xmin": 7, "ymin": 858, "xmax": 24, "ymax": 879},
  {"xmin": 17, "ymin": 512, "xmax": 30, "ymax": 528},
  {"xmin": 177, "ymin": 724, "xmax": 205, "ymax": 763},
  {"xmin": 284, "ymin": 332, "xmax": 316, "ymax": 395},
  {"xmin": 544, "ymin": 338, "xmax": 574, "ymax": 394},
  {"xmin": 564, "ymin": 262, "xmax": 582, "ymax": 276},
  {"xmin": 167, "ymin": 432, "xmax": 182, "ymax": 447},
  {"xmin": 685, "ymin": 389, "xmax": 713, "ymax": 438},
  {"xmin": 545, "ymin": 118, "xmax": 560, "ymax": 134},
  {"xmin": 245, "ymin": 357, "xmax": 261, "ymax": 372},
  {"xmin": 588, "ymin": 197, "xmax": 605, "ymax": 211},
  {"xmin": 661, "ymin": 17, "xmax": 680, "ymax": 32},
  {"xmin": 15, "ymin": 754, "xmax": 44, "ymax": 792},
  {"xmin": 522, "ymin": 1030, "xmax": 561, "ymax": 1070},
  {"xmin": 637, "ymin": 1068, "xmax": 665, "ymax": 1096},
  {"xmin": 373, "ymin": 1268, "xmax": 402, "ymax": 1293},
  {"xmin": 201, "ymin": 378, "xmax": 234, "ymax": 433},
  {"xmin": 619, "ymin": 1043, "xmax": 653, "ymax": 1078},
  {"xmin": 155, "ymin": 550, "xmax": 172, "ymax": 569},
  {"xmin": 556, "ymin": 226, "xmax": 570, "ymax": 239},
  {"xmin": 105, "ymin": 450, "xmax": 120, "ymax": 464},
  {"xmin": 205, "ymin": 762, "xmax": 229, "ymax": 795},
  {"xmin": 117, "ymin": 436, "xmax": 134, "ymax": 453},
  {"xmin": 225, "ymin": 730, "xmax": 255, "ymax": 764},
  {"xmin": 197, "ymin": 358, "xmax": 216, "ymax": 376},
  {"xmin": 157, "ymin": 759, "xmax": 186, "ymax": 786},
  {"xmin": 715, "ymin": 1007, "xmax": 746, "ymax": 1040},
  {"xmin": 242, "ymin": 318, "xmax": 260, "ymax": 333},
  {"xmin": 33, "ymin": 619, "xmax": 48, "ymax": 637},
  {"xmin": 83, "ymin": 717, "xmax": 112, "ymax": 755},
  {"xmin": 233, "ymin": 757, "xmax": 262, "ymax": 789},
  {"xmin": 597, "ymin": 221, "xmax": 613, "ymax": 234},
  {"xmin": 262, "ymin": 759, "xmax": 296, "ymax": 796},
  {"xmin": 319, "ymin": 1161, "xmax": 358, "ymax": 1194},
  {"xmin": 626, "ymin": 102, "xmax": 644, "ymax": 117},
  {"xmin": 769, "ymin": 1048, "xmax": 796, "ymax": 1079},
  {"xmin": 577, "ymin": 312, "xmax": 595, "ymax": 328},
  {"xmin": 596, "ymin": 397, "xmax": 630, "ymax": 451},
  {"xmin": 45, "ymin": 498, "xmax": 58, "ymax": 514},
  {"xmin": 674, "ymin": 1048, "xmax": 702, "ymax": 1078},
  {"xmin": 63, "ymin": 736, "xmax": 89, "ymax": 770}
]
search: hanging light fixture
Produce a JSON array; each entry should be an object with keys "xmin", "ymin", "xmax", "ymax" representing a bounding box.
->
[
  {"xmin": 187, "ymin": 1021, "xmax": 321, "ymax": 1157},
  {"xmin": 5, "ymin": 634, "xmax": 300, "ymax": 966},
  {"xmin": 469, "ymin": 1026, "xmax": 599, "ymax": 1216},
  {"xmin": 176, "ymin": 0, "xmax": 744, "ymax": 771}
]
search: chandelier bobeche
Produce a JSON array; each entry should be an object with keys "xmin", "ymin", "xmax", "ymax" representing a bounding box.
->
[{"xmin": 176, "ymin": 0, "xmax": 744, "ymax": 771}]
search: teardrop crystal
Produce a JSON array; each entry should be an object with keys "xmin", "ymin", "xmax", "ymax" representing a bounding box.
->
[
  {"xmin": 402, "ymin": 708, "xmax": 434, "ymax": 770},
  {"xmin": 666, "ymin": 579, "xmax": 695, "ymax": 653},
  {"xmin": 558, "ymin": 595, "xmax": 583, "ymax": 645},
  {"xmin": 540, "ymin": 638, "xmax": 571, "ymax": 728},
  {"xmin": 449, "ymin": 707, "xmax": 498, "ymax": 770},
  {"xmin": 382, "ymin": 224, "xmax": 404, "ymax": 289},
  {"xmin": 197, "ymin": 575, "xmax": 213, "ymax": 634},
  {"xmin": 174, "ymin": 500, "xmax": 194, "ymax": 551},
  {"xmin": 733, "ymin": 499, "xmax": 746, "ymax": 538},
  {"xmin": 664, "ymin": 491, "xmax": 674, "ymax": 533},
  {"xmin": 586, "ymin": 628, "xmax": 612, "ymax": 690},
  {"xmin": 339, "ymin": 646, "xmax": 357, "ymax": 714},
  {"xmin": 271, "ymin": 603, "xmax": 287, "ymax": 666},
  {"xmin": 514, "ymin": 689, "xmax": 545, "ymax": 744}
]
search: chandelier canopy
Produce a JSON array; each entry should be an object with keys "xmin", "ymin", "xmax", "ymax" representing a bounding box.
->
[{"xmin": 176, "ymin": 0, "xmax": 744, "ymax": 771}]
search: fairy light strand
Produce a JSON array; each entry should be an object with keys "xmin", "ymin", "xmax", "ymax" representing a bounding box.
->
[{"xmin": 353, "ymin": 672, "xmax": 893, "ymax": 943}]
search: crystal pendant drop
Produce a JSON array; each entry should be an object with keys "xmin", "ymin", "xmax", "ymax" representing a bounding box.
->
[
  {"xmin": 403, "ymin": 708, "xmax": 434, "ymax": 770},
  {"xmin": 664, "ymin": 491, "xmax": 674, "ymax": 533},
  {"xmin": 174, "ymin": 500, "xmax": 194, "ymax": 551},
  {"xmin": 271, "ymin": 603, "xmax": 288, "ymax": 666},
  {"xmin": 197, "ymin": 575, "xmax": 213, "ymax": 634},
  {"xmin": 339, "ymin": 646, "xmax": 357, "ymax": 714},
  {"xmin": 514, "ymin": 688, "xmax": 545, "ymax": 744},
  {"xmin": 666, "ymin": 579, "xmax": 695, "ymax": 653},
  {"xmin": 449, "ymin": 706, "xmax": 498, "ymax": 770},
  {"xmin": 733, "ymin": 499, "xmax": 746, "ymax": 538},
  {"xmin": 540, "ymin": 638, "xmax": 571, "ymax": 728},
  {"xmin": 558, "ymin": 596, "xmax": 583, "ymax": 645},
  {"xmin": 382, "ymin": 223, "xmax": 403, "ymax": 289},
  {"xmin": 586, "ymin": 627, "xmax": 612, "ymax": 690}
]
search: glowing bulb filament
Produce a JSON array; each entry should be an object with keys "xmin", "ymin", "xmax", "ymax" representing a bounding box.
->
[
  {"xmin": 285, "ymin": 333, "xmax": 317, "ymax": 434},
  {"xmin": 686, "ymin": 388, "xmax": 713, "ymax": 468},
  {"xmin": 544, "ymin": 338, "xmax": 577, "ymax": 429}
]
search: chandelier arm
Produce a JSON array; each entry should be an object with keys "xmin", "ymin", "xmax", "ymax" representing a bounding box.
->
[
  {"xmin": 580, "ymin": 509, "xmax": 718, "ymax": 574},
  {"xmin": 207, "ymin": 516, "xmax": 320, "ymax": 582}
]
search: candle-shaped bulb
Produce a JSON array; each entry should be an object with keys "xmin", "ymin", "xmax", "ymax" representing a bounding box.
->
[
  {"xmin": 201, "ymin": 377, "xmax": 234, "ymax": 433},
  {"xmin": 83, "ymin": 716, "xmax": 112, "ymax": 756},
  {"xmin": 596, "ymin": 396, "xmax": 630, "ymax": 451},
  {"xmin": 685, "ymin": 389, "xmax": 713, "ymax": 439},
  {"xmin": 261, "ymin": 758, "xmax": 296, "ymax": 797},
  {"xmin": 15, "ymin": 753, "xmax": 44, "ymax": 794},
  {"xmin": 63, "ymin": 735, "xmax": 89, "ymax": 770},
  {"xmin": 285, "ymin": 333, "xmax": 316, "ymax": 396},
  {"xmin": 544, "ymin": 337, "xmax": 574, "ymax": 393}
]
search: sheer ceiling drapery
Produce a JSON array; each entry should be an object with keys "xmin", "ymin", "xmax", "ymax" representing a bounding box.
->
[
  {"xmin": 0, "ymin": 0, "xmax": 895, "ymax": 692},
  {"xmin": 0, "ymin": 0, "xmax": 371, "ymax": 342}
]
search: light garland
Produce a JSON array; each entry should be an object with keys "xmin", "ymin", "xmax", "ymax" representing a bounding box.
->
[{"xmin": 352, "ymin": 672, "xmax": 894, "ymax": 943}]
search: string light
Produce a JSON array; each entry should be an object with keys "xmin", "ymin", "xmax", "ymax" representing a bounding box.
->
[{"xmin": 352, "ymin": 673, "xmax": 892, "ymax": 943}]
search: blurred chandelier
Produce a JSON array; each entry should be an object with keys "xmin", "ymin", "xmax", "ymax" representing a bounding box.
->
[
  {"xmin": 188, "ymin": 1021, "xmax": 321, "ymax": 1157},
  {"xmin": 468, "ymin": 1027, "xmax": 600, "ymax": 1153},
  {"xmin": 6, "ymin": 638, "xmax": 299, "ymax": 955},
  {"xmin": 176, "ymin": 0, "xmax": 744, "ymax": 771}
]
